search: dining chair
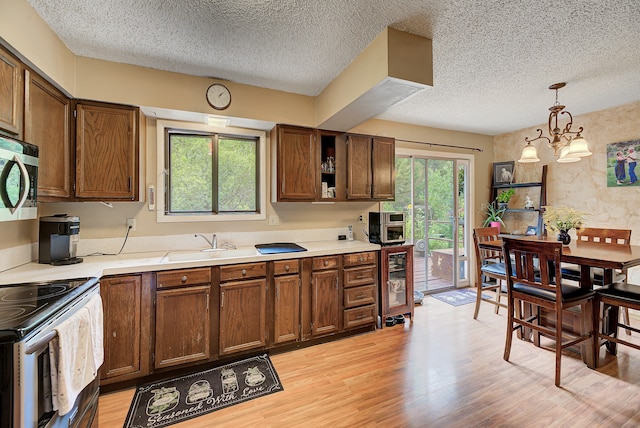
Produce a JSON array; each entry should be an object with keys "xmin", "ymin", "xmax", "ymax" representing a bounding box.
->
[
  {"xmin": 594, "ymin": 282, "xmax": 640, "ymax": 367},
  {"xmin": 502, "ymin": 237, "xmax": 595, "ymax": 387},
  {"xmin": 561, "ymin": 227, "xmax": 632, "ymax": 334},
  {"xmin": 472, "ymin": 227, "xmax": 507, "ymax": 319}
]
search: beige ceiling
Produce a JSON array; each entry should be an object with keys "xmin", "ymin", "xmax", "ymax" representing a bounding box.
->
[{"xmin": 26, "ymin": 0, "xmax": 640, "ymax": 136}]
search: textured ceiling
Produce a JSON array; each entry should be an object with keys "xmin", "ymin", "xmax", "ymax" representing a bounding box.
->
[{"xmin": 26, "ymin": 0, "xmax": 640, "ymax": 136}]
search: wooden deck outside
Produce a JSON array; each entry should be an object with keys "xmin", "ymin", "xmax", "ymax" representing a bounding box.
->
[{"xmin": 413, "ymin": 252, "xmax": 454, "ymax": 292}]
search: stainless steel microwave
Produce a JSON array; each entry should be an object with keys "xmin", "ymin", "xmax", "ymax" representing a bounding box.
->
[
  {"xmin": 369, "ymin": 211, "xmax": 406, "ymax": 245},
  {"xmin": 0, "ymin": 134, "xmax": 38, "ymax": 221}
]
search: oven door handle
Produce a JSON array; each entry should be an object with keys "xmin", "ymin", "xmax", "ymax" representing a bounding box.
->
[{"xmin": 25, "ymin": 330, "xmax": 57, "ymax": 355}]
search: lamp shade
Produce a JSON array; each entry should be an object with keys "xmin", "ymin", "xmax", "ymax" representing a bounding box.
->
[
  {"xmin": 557, "ymin": 146, "xmax": 580, "ymax": 163},
  {"xmin": 567, "ymin": 136, "xmax": 592, "ymax": 158},
  {"xmin": 518, "ymin": 143, "xmax": 540, "ymax": 163}
]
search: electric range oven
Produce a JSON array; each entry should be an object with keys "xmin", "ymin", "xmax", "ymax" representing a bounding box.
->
[{"xmin": 0, "ymin": 277, "xmax": 100, "ymax": 428}]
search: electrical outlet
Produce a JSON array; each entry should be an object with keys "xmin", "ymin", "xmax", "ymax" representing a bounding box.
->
[
  {"xmin": 268, "ymin": 215, "xmax": 280, "ymax": 226},
  {"xmin": 358, "ymin": 213, "xmax": 366, "ymax": 223},
  {"xmin": 126, "ymin": 218, "xmax": 136, "ymax": 231}
]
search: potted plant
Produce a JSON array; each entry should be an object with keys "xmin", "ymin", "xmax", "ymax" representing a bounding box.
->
[
  {"xmin": 542, "ymin": 205, "xmax": 588, "ymax": 245},
  {"xmin": 496, "ymin": 188, "xmax": 515, "ymax": 210},
  {"xmin": 482, "ymin": 202, "xmax": 506, "ymax": 233}
]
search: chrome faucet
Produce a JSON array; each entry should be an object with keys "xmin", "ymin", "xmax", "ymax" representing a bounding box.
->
[{"xmin": 195, "ymin": 234, "xmax": 217, "ymax": 249}]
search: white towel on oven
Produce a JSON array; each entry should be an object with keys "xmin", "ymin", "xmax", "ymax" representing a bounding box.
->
[{"xmin": 49, "ymin": 294, "xmax": 104, "ymax": 416}]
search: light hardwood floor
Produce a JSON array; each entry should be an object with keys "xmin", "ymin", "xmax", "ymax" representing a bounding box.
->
[{"xmin": 98, "ymin": 290, "xmax": 640, "ymax": 427}]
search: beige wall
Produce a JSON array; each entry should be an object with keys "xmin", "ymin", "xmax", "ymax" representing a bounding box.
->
[
  {"xmin": 1, "ymin": 0, "xmax": 493, "ymax": 251},
  {"xmin": 493, "ymin": 101, "xmax": 640, "ymax": 243}
]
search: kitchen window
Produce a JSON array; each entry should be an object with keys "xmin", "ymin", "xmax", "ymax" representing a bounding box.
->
[{"xmin": 156, "ymin": 120, "xmax": 266, "ymax": 222}]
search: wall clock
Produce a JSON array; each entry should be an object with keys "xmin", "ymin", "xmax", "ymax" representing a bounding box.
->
[{"xmin": 206, "ymin": 83, "xmax": 231, "ymax": 110}]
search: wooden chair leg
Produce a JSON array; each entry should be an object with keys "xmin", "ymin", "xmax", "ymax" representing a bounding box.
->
[
  {"xmin": 494, "ymin": 282, "xmax": 501, "ymax": 314},
  {"xmin": 623, "ymin": 307, "xmax": 632, "ymax": 335},
  {"xmin": 555, "ymin": 306, "xmax": 563, "ymax": 387},
  {"xmin": 473, "ymin": 279, "xmax": 483, "ymax": 320},
  {"xmin": 504, "ymin": 296, "xmax": 514, "ymax": 361}
]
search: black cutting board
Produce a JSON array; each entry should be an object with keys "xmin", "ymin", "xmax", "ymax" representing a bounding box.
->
[{"xmin": 255, "ymin": 243, "xmax": 307, "ymax": 254}]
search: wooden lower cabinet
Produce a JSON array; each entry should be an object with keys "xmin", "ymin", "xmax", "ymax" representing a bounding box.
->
[
  {"xmin": 155, "ymin": 268, "xmax": 211, "ymax": 369},
  {"xmin": 273, "ymin": 260, "xmax": 300, "ymax": 345},
  {"xmin": 219, "ymin": 263, "xmax": 267, "ymax": 355},
  {"xmin": 343, "ymin": 252, "xmax": 378, "ymax": 330},
  {"xmin": 100, "ymin": 273, "xmax": 151, "ymax": 384},
  {"xmin": 311, "ymin": 256, "xmax": 341, "ymax": 336}
]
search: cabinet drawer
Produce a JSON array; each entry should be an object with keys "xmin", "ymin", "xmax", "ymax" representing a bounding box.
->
[
  {"xmin": 273, "ymin": 259, "xmax": 299, "ymax": 276},
  {"xmin": 344, "ymin": 284, "xmax": 376, "ymax": 308},
  {"xmin": 312, "ymin": 256, "xmax": 339, "ymax": 270},
  {"xmin": 344, "ymin": 266, "xmax": 376, "ymax": 288},
  {"xmin": 220, "ymin": 262, "xmax": 267, "ymax": 282},
  {"xmin": 343, "ymin": 251, "xmax": 377, "ymax": 267},
  {"xmin": 157, "ymin": 268, "xmax": 211, "ymax": 288},
  {"xmin": 343, "ymin": 305, "xmax": 376, "ymax": 329}
]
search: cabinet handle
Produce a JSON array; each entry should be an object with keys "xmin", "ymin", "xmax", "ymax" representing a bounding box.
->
[
  {"xmin": 276, "ymin": 284, "xmax": 280, "ymax": 299},
  {"xmin": 356, "ymin": 294, "xmax": 366, "ymax": 299},
  {"xmin": 324, "ymin": 260, "xmax": 329, "ymax": 266},
  {"xmin": 181, "ymin": 275, "xmax": 187, "ymax": 283},
  {"xmin": 359, "ymin": 256, "xmax": 364, "ymax": 262},
  {"xmin": 221, "ymin": 291, "xmax": 224, "ymax": 308},
  {"xmin": 356, "ymin": 314, "xmax": 366, "ymax": 320},
  {"xmin": 335, "ymin": 278, "xmax": 338, "ymax": 289},
  {"xmin": 241, "ymin": 269, "xmax": 247, "ymax": 276},
  {"xmin": 112, "ymin": 331, "xmax": 117, "ymax": 338},
  {"xmin": 285, "ymin": 265, "xmax": 290, "ymax": 271},
  {"xmin": 206, "ymin": 294, "xmax": 209, "ymax": 311}
]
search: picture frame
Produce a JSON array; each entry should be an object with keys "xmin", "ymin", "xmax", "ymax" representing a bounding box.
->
[
  {"xmin": 526, "ymin": 226, "xmax": 537, "ymax": 236},
  {"xmin": 493, "ymin": 161, "xmax": 515, "ymax": 185},
  {"xmin": 606, "ymin": 139, "xmax": 639, "ymax": 187}
]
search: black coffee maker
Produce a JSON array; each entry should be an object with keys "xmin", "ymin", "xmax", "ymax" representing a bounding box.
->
[{"xmin": 38, "ymin": 214, "xmax": 83, "ymax": 265}]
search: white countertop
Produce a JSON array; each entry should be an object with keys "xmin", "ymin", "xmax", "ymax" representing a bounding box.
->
[{"xmin": 0, "ymin": 240, "xmax": 381, "ymax": 285}]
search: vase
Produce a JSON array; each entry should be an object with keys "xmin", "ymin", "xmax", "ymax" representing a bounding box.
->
[
  {"xmin": 557, "ymin": 230, "xmax": 571, "ymax": 245},
  {"xmin": 490, "ymin": 221, "xmax": 502, "ymax": 234}
]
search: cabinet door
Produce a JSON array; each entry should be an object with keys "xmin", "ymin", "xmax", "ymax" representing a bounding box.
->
[
  {"xmin": 220, "ymin": 278, "xmax": 267, "ymax": 355},
  {"xmin": 101, "ymin": 275, "xmax": 151, "ymax": 381},
  {"xmin": 311, "ymin": 269, "xmax": 340, "ymax": 336},
  {"xmin": 75, "ymin": 102, "xmax": 139, "ymax": 200},
  {"xmin": 0, "ymin": 45, "xmax": 23, "ymax": 136},
  {"xmin": 24, "ymin": 69, "xmax": 72, "ymax": 199},
  {"xmin": 155, "ymin": 285, "xmax": 211, "ymax": 369},
  {"xmin": 346, "ymin": 135, "xmax": 372, "ymax": 199},
  {"xmin": 372, "ymin": 137, "xmax": 395, "ymax": 200},
  {"xmin": 274, "ymin": 274, "xmax": 300, "ymax": 344},
  {"xmin": 275, "ymin": 125, "xmax": 317, "ymax": 201}
]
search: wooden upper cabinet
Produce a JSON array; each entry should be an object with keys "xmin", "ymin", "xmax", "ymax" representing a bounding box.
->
[
  {"xmin": 0, "ymin": 45, "xmax": 23, "ymax": 137},
  {"xmin": 346, "ymin": 135, "xmax": 373, "ymax": 199},
  {"xmin": 372, "ymin": 137, "xmax": 395, "ymax": 200},
  {"xmin": 24, "ymin": 69, "xmax": 72, "ymax": 200},
  {"xmin": 346, "ymin": 134, "xmax": 395, "ymax": 200},
  {"xmin": 75, "ymin": 101, "xmax": 139, "ymax": 200},
  {"xmin": 273, "ymin": 125, "xmax": 317, "ymax": 201}
]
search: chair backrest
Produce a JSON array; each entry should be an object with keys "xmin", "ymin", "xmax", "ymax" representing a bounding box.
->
[
  {"xmin": 473, "ymin": 227, "xmax": 502, "ymax": 264},
  {"xmin": 502, "ymin": 237, "xmax": 563, "ymax": 296},
  {"xmin": 577, "ymin": 227, "xmax": 631, "ymax": 246}
]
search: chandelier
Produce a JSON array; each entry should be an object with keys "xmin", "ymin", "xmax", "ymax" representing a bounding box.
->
[{"xmin": 518, "ymin": 82, "xmax": 592, "ymax": 163}]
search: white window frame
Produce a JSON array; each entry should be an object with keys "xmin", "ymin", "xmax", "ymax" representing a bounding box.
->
[{"xmin": 156, "ymin": 119, "xmax": 267, "ymax": 223}]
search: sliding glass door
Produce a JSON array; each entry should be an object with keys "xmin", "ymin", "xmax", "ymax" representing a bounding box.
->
[{"xmin": 384, "ymin": 155, "xmax": 469, "ymax": 294}]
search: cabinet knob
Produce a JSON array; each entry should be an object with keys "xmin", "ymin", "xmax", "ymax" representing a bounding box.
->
[
  {"xmin": 285, "ymin": 265, "xmax": 290, "ymax": 271},
  {"xmin": 324, "ymin": 260, "xmax": 329, "ymax": 266},
  {"xmin": 112, "ymin": 331, "xmax": 117, "ymax": 338},
  {"xmin": 242, "ymin": 269, "xmax": 247, "ymax": 276},
  {"xmin": 359, "ymin": 256, "xmax": 363, "ymax": 262},
  {"xmin": 181, "ymin": 275, "xmax": 187, "ymax": 283}
]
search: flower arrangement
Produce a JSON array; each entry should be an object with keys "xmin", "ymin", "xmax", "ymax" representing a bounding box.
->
[{"xmin": 542, "ymin": 206, "xmax": 588, "ymax": 233}]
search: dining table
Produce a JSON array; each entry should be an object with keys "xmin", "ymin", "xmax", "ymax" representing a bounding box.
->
[{"xmin": 477, "ymin": 234, "xmax": 640, "ymax": 369}]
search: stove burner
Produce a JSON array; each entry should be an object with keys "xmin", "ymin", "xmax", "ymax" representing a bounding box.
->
[
  {"xmin": 0, "ymin": 284, "xmax": 68, "ymax": 302},
  {"xmin": 0, "ymin": 304, "xmax": 37, "ymax": 324}
]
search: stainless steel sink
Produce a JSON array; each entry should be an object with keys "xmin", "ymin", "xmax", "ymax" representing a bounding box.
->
[{"xmin": 161, "ymin": 248, "xmax": 260, "ymax": 262}]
